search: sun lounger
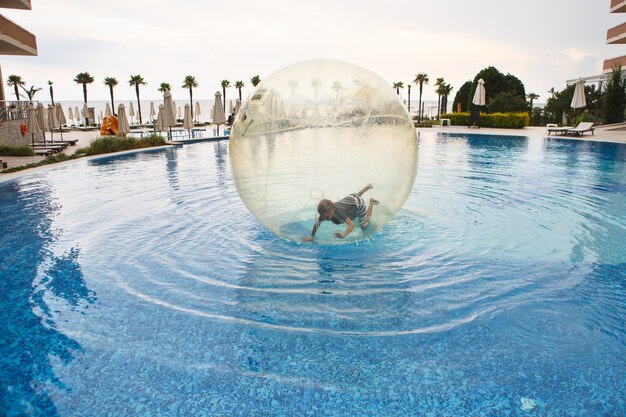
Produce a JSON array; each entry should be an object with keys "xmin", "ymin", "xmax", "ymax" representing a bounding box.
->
[
  {"xmin": 565, "ymin": 122, "xmax": 594, "ymax": 136},
  {"xmin": 51, "ymin": 139, "xmax": 79, "ymax": 146},
  {"xmin": 547, "ymin": 125, "xmax": 571, "ymax": 135}
]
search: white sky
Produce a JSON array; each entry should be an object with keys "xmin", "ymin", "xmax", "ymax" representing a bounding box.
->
[{"xmin": 1, "ymin": 0, "xmax": 622, "ymax": 103}]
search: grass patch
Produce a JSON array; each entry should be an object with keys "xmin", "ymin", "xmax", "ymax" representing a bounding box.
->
[
  {"xmin": 0, "ymin": 144, "xmax": 36, "ymax": 156},
  {"xmin": 2, "ymin": 134, "xmax": 168, "ymax": 174}
]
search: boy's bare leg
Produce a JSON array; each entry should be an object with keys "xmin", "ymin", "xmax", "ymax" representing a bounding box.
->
[
  {"xmin": 356, "ymin": 183, "xmax": 373, "ymax": 197},
  {"xmin": 360, "ymin": 198, "xmax": 379, "ymax": 228}
]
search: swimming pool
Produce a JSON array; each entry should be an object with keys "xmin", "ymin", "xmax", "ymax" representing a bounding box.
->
[{"xmin": 1, "ymin": 132, "xmax": 624, "ymax": 416}]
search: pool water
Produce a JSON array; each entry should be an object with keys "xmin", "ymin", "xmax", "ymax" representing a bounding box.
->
[{"xmin": 0, "ymin": 133, "xmax": 624, "ymax": 416}]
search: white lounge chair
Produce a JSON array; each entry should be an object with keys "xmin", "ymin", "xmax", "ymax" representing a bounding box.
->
[
  {"xmin": 547, "ymin": 125, "xmax": 571, "ymax": 135},
  {"xmin": 566, "ymin": 122, "xmax": 594, "ymax": 136}
]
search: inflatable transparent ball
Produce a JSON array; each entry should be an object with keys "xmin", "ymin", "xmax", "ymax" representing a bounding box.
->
[{"xmin": 229, "ymin": 59, "xmax": 418, "ymax": 243}]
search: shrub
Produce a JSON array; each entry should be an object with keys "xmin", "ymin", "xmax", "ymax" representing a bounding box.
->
[
  {"xmin": 85, "ymin": 134, "xmax": 166, "ymax": 155},
  {"xmin": 0, "ymin": 144, "xmax": 35, "ymax": 156},
  {"xmin": 440, "ymin": 112, "xmax": 529, "ymax": 128}
]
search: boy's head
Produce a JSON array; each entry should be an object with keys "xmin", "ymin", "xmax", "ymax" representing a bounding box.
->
[{"xmin": 317, "ymin": 199, "xmax": 335, "ymax": 220}]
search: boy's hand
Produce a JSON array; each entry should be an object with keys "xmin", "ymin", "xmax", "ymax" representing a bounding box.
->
[
  {"xmin": 303, "ymin": 236, "xmax": 314, "ymax": 242},
  {"xmin": 334, "ymin": 232, "xmax": 344, "ymax": 239}
]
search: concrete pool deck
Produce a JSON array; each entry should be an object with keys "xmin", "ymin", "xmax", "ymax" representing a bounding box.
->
[{"xmin": 1, "ymin": 124, "xmax": 625, "ymax": 178}]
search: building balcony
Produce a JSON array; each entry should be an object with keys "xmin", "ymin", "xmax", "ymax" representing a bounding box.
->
[
  {"xmin": 603, "ymin": 55, "xmax": 626, "ymax": 72},
  {"xmin": 611, "ymin": 0, "xmax": 626, "ymax": 13},
  {"xmin": 607, "ymin": 21, "xmax": 626, "ymax": 44},
  {"xmin": 0, "ymin": 14, "xmax": 36, "ymax": 55}
]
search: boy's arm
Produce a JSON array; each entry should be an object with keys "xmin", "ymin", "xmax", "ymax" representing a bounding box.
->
[
  {"xmin": 303, "ymin": 218, "xmax": 321, "ymax": 242},
  {"xmin": 335, "ymin": 218, "xmax": 355, "ymax": 238}
]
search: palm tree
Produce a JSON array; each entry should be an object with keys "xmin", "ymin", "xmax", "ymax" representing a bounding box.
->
[
  {"xmin": 48, "ymin": 81, "xmax": 55, "ymax": 105},
  {"xmin": 74, "ymin": 72, "xmax": 94, "ymax": 104},
  {"xmin": 74, "ymin": 72, "xmax": 94, "ymax": 124},
  {"xmin": 20, "ymin": 85, "xmax": 42, "ymax": 101},
  {"xmin": 7, "ymin": 75, "xmax": 25, "ymax": 100},
  {"xmin": 221, "ymin": 79, "xmax": 230, "ymax": 113},
  {"xmin": 235, "ymin": 80, "xmax": 244, "ymax": 101},
  {"xmin": 129, "ymin": 75, "xmax": 147, "ymax": 124},
  {"xmin": 413, "ymin": 73, "xmax": 429, "ymax": 122},
  {"xmin": 182, "ymin": 75, "xmax": 198, "ymax": 119},
  {"xmin": 250, "ymin": 75, "xmax": 261, "ymax": 87},
  {"xmin": 158, "ymin": 82, "xmax": 171, "ymax": 93},
  {"xmin": 434, "ymin": 77, "xmax": 445, "ymax": 119},
  {"xmin": 104, "ymin": 77, "xmax": 118, "ymax": 112},
  {"xmin": 440, "ymin": 83, "xmax": 454, "ymax": 116},
  {"xmin": 527, "ymin": 92, "xmax": 539, "ymax": 118},
  {"xmin": 407, "ymin": 84, "xmax": 411, "ymax": 113},
  {"xmin": 392, "ymin": 82, "xmax": 404, "ymax": 95}
]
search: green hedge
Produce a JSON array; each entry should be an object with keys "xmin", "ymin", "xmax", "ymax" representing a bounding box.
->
[
  {"xmin": 440, "ymin": 112, "xmax": 529, "ymax": 129},
  {"xmin": 0, "ymin": 144, "xmax": 36, "ymax": 156},
  {"xmin": 86, "ymin": 134, "xmax": 166, "ymax": 155}
]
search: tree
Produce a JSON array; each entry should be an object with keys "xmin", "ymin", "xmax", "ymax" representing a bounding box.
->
[
  {"xmin": 7, "ymin": 75, "xmax": 25, "ymax": 100},
  {"xmin": 392, "ymin": 81, "xmax": 404, "ymax": 95},
  {"xmin": 104, "ymin": 77, "xmax": 118, "ymax": 112},
  {"xmin": 129, "ymin": 75, "xmax": 147, "ymax": 124},
  {"xmin": 527, "ymin": 92, "xmax": 539, "ymax": 123},
  {"xmin": 158, "ymin": 82, "xmax": 171, "ymax": 93},
  {"xmin": 182, "ymin": 75, "xmax": 198, "ymax": 119},
  {"xmin": 221, "ymin": 79, "xmax": 230, "ymax": 113},
  {"xmin": 74, "ymin": 72, "xmax": 94, "ymax": 104},
  {"xmin": 235, "ymin": 80, "xmax": 245, "ymax": 101},
  {"xmin": 434, "ymin": 78, "xmax": 445, "ymax": 118},
  {"xmin": 250, "ymin": 75, "xmax": 261, "ymax": 87},
  {"xmin": 74, "ymin": 72, "xmax": 94, "ymax": 124},
  {"xmin": 452, "ymin": 67, "xmax": 527, "ymax": 113},
  {"xmin": 487, "ymin": 91, "xmax": 528, "ymax": 113},
  {"xmin": 20, "ymin": 85, "xmax": 42, "ymax": 101},
  {"xmin": 602, "ymin": 64, "xmax": 625, "ymax": 124},
  {"xmin": 413, "ymin": 73, "xmax": 429, "ymax": 122},
  {"xmin": 452, "ymin": 81, "xmax": 473, "ymax": 113},
  {"xmin": 543, "ymin": 84, "xmax": 601, "ymax": 125},
  {"xmin": 48, "ymin": 81, "xmax": 55, "ymax": 105},
  {"xmin": 439, "ymin": 83, "xmax": 453, "ymax": 115}
]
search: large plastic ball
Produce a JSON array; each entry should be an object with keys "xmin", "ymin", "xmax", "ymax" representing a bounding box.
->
[{"xmin": 229, "ymin": 59, "xmax": 418, "ymax": 243}]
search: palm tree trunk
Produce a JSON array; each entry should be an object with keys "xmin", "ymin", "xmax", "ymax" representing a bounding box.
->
[
  {"xmin": 222, "ymin": 87, "xmax": 226, "ymax": 114},
  {"xmin": 109, "ymin": 86, "xmax": 115, "ymax": 112},
  {"xmin": 437, "ymin": 95, "xmax": 441, "ymax": 119},
  {"xmin": 135, "ymin": 85, "xmax": 142, "ymax": 125},
  {"xmin": 238, "ymin": 88, "xmax": 242, "ymax": 101},
  {"xmin": 49, "ymin": 86, "xmax": 55, "ymax": 105},
  {"xmin": 418, "ymin": 84, "xmax": 423, "ymax": 123},
  {"xmin": 189, "ymin": 87, "xmax": 194, "ymax": 119},
  {"xmin": 13, "ymin": 86, "xmax": 19, "ymax": 101}
]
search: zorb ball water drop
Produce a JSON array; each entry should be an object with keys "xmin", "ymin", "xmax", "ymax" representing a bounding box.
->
[{"xmin": 229, "ymin": 59, "xmax": 418, "ymax": 243}]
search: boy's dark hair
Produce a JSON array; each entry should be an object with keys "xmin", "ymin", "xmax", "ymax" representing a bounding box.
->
[{"xmin": 317, "ymin": 199, "xmax": 334, "ymax": 216}]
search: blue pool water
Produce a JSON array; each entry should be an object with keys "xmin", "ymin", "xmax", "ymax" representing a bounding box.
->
[{"xmin": 1, "ymin": 132, "xmax": 625, "ymax": 416}]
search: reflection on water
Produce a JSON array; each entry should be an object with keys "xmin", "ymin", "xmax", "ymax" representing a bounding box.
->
[{"xmin": 0, "ymin": 179, "xmax": 94, "ymax": 416}]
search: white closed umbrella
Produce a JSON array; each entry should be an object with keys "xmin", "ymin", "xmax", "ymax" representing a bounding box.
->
[
  {"xmin": 82, "ymin": 102, "xmax": 90, "ymax": 126},
  {"xmin": 117, "ymin": 103, "xmax": 130, "ymax": 136},
  {"xmin": 212, "ymin": 91, "xmax": 226, "ymax": 135},
  {"xmin": 36, "ymin": 103, "xmax": 47, "ymax": 144},
  {"xmin": 129, "ymin": 102, "xmax": 135, "ymax": 125},
  {"xmin": 149, "ymin": 102, "xmax": 156, "ymax": 122},
  {"xmin": 183, "ymin": 103, "xmax": 193, "ymax": 136},
  {"xmin": 229, "ymin": 100, "xmax": 234, "ymax": 114},
  {"xmin": 177, "ymin": 106, "xmax": 182, "ymax": 120},
  {"xmin": 26, "ymin": 104, "xmax": 41, "ymax": 147},
  {"xmin": 194, "ymin": 101, "xmax": 201, "ymax": 123},
  {"xmin": 571, "ymin": 79, "xmax": 586, "ymax": 109},
  {"xmin": 56, "ymin": 103, "xmax": 67, "ymax": 140},
  {"xmin": 156, "ymin": 104, "xmax": 165, "ymax": 132},
  {"xmin": 105, "ymin": 102, "xmax": 112, "ymax": 117},
  {"xmin": 68, "ymin": 106, "xmax": 74, "ymax": 123},
  {"xmin": 163, "ymin": 91, "xmax": 176, "ymax": 139},
  {"xmin": 235, "ymin": 99, "xmax": 241, "ymax": 115},
  {"xmin": 47, "ymin": 105, "xmax": 59, "ymax": 143},
  {"xmin": 472, "ymin": 78, "xmax": 486, "ymax": 106},
  {"xmin": 171, "ymin": 100, "xmax": 177, "ymax": 118},
  {"xmin": 74, "ymin": 106, "xmax": 80, "ymax": 125}
]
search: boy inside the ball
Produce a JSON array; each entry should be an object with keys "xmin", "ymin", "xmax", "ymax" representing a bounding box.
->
[{"xmin": 303, "ymin": 184, "xmax": 379, "ymax": 242}]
